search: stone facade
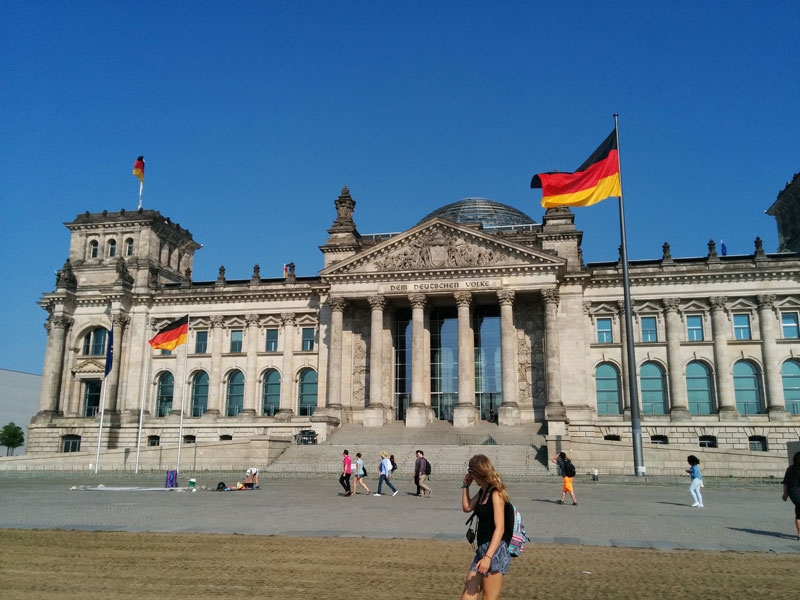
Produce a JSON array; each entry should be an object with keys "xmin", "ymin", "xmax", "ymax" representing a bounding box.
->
[{"xmin": 25, "ymin": 185, "xmax": 800, "ymax": 475}]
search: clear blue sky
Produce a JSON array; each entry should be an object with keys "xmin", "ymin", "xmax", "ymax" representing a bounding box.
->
[{"xmin": 2, "ymin": 2, "xmax": 798, "ymax": 376}]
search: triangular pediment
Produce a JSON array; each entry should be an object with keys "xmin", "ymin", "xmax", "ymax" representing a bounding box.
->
[
  {"xmin": 321, "ymin": 219, "xmax": 563, "ymax": 277},
  {"xmin": 72, "ymin": 358, "xmax": 106, "ymax": 375}
]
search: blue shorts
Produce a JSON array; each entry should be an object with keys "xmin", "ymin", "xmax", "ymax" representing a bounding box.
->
[{"xmin": 470, "ymin": 540, "xmax": 510, "ymax": 575}]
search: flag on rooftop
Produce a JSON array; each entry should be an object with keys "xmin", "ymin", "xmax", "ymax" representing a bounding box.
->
[
  {"xmin": 148, "ymin": 315, "xmax": 189, "ymax": 351},
  {"xmin": 132, "ymin": 156, "xmax": 145, "ymax": 183},
  {"xmin": 531, "ymin": 130, "xmax": 621, "ymax": 208}
]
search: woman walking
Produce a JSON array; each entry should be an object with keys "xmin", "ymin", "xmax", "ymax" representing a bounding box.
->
[
  {"xmin": 374, "ymin": 451, "xmax": 398, "ymax": 497},
  {"xmin": 460, "ymin": 454, "xmax": 511, "ymax": 600},
  {"xmin": 686, "ymin": 455, "xmax": 704, "ymax": 508},
  {"xmin": 781, "ymin": 451, "xmax": 800, "ymax": 540},
  {"xmin": 353, "ymin": 452, "xmax": 371, "ymax": 496}
]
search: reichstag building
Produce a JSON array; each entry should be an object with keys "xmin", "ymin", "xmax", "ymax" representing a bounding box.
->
[{"xmin": 28, "ymin": 174, "xmax": 800, "ymax": 474}]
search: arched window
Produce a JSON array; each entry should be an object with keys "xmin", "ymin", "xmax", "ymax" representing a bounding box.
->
[
  {"xmin": 89, "ymin": 240, "xmax": 99, "ymax": 258},
  {"xmin": 595, "ymin": 363, "xmax": 621, "ymax": 415},
  {"xmin": 62, "ymin": 434, "xmax": 81, "ymax": 452},
  {"xmin": 262, "ymin": 369, "xmax": 281, "ymax": 416},
  {"xmin": 226, "ymin": 370, "xmax": 245, "ymax": 416},
  {"xmin": 686, "ymin": 361, "xmax": 714, "ymax": 414},
  {"xmin": 125, "ymin": 238, "xmax": 135, "ymax": 256},
  {"xmin": 298, "ymin": 369, "xmax": 318, "ymax": 416},
  {"xmin": 733, "ymin": 360, "xmax": 763, "ymax": 415},
  {"xmin": 82, "ymin": 328, "xmax": 108, "ymax": 356},
  {"xmin": 191, "ymin": 372, "xmax": 209, "ymax": 417},
  {"xmin": 157, "ymin": 372, "xmax": 174, "ymax": 417},
  {"xmin": 781, "ymin": 359, "xmax": 800, "ymax": 414},
  {"xmin": 640, "ymin": 362, "xmax": 667, "ymax": 415},
  {"xmin": 108, "ymin": 239, "xmax": 117, "ymax": 257}
]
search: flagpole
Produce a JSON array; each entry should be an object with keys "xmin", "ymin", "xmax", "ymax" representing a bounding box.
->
[
  {"xmin": 614, "ymin": 113, "xmax": 646, "ymax": 476},
  {"xmin": 138, "ymin": 181, "xmax": 143, "ymax": 210},
  {"xmin": 134, "ymin": 345, "xmax": 152, "ymax": 474},
  {"xmin": 175, "ymin": 317, "xmax": 190, "ymax": 479}
]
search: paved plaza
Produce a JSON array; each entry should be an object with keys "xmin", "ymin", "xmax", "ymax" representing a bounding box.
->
[{"xmin": 1, "ymin": 474, "xmax": 797, "ymax": 554}]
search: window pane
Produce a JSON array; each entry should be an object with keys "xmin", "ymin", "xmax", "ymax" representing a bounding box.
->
[
  {"xmin": 597, "ymin": 318, "xmax": 612, "ymax": 344},
  {"xmin": 686, "ymin": 315, "xmax": 704, "ymax": 341},
  {"xmin": 640, "ymin": 362, "xmax": 667, "ymax": 415},
  {"xmin": 83, "ymin": 380, "xmax": 102, "ymax": 417},
  {"xmin": 157, "ymin": 373, "xmax": 174, "ymax": 417},
  {"xmin": 686, "ymin": 361, "xmax": 714, "ymax": 414},
  {"xmin": 262, "ymin": 370, "xmax": 281, "ymax": 416},
  {"xmin": 301, "ymin": 328, "xmax": 315, "ymax": 351},
  {"xmin": 266, "ymin": 329, "xmax": 278, "ymax": 352},
  {"xmin": 733, "ymin": 314, "xmax": 751, "ymax": 340},
  {"xmin": 733, "ymin": 361, "xmax": 762, "ymax": 414},
  {"xmin": 191, "ymin": 372, "xmax": 208, "ymax": 417},
  {"xmin": 195, "ymin": 331, "xmax": 208, "ymax": 354},
  {"xmin": 108, "ymin": 240, "xmax": 116, "ymax": 257},
  {"xmin": 226, "ymin": 371, "xmax": 244, "ymax": 416},
  {"xmin": 781, "ymin": 359, "xmax": 800, "ymax": 414},
  {"xmin": 298, "ymin": 369, "xmax": 317, "ymax": 416},
  {"xmin": 595, "ymin": 363, "xmax": 621, "ymax": 415},
  {"xmin": 641, "ymin": 317, "xmax": 657, "ymax": 342},
  {"xmin": 781, "ymin": 312, "xmax": 799, "ymax": 339},
  {"xmin": 230, "ymin": 330, "xmax": 243, "ymax": 353}
]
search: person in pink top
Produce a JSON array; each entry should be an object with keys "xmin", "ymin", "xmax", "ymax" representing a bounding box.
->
[{"xmin": 339, "ymin": 449, "xmax": 353, "ymax": 496}]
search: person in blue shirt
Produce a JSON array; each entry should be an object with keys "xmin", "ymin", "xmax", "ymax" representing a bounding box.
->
[{"xmin": 686, "ymin": 455, "xmax": 704, "ymax": 508}]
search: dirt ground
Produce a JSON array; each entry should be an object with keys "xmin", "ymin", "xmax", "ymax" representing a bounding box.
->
[{"xmin": 2, "ymin": 530, "xmax": 797, "ymax": 599}]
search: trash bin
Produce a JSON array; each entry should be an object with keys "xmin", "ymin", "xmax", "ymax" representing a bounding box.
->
[
  {"xmin": 188, "ymin": 478, "xmax": 196, "ymax": 488},
  {"xmin": 165, "ymin": 470, "xmax": 178, "ymax": 488},
  {"xmin": 592, "ymin": 469, "xmax": 599, "ymax": 482}
]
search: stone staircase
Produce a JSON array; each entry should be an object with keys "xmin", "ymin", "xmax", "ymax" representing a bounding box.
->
[{"xmin": 264, "ymin": 421, "xmax": 551, "ymax": 480}]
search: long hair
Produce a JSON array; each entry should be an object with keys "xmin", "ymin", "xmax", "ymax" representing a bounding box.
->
[
  {"xmin": 793, "ymin": 451, "xmax": 800, "ymax": 467},
  {"xmin": 468, "ymin": 454, "xmax": 509, "ymax": 504}
]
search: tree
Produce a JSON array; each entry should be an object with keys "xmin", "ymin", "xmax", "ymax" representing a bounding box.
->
[{"xmin": 0, "ymin": 422, "xmax": 25, "ymax": 456}]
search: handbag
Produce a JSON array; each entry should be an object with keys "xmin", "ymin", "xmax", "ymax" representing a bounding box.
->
[
  {"xmin": 362, "ymin": 466, "xmax": 368, "ymax": 477},
  {"xmin": 465, "ymin": 513, "xmax": 477, "ymax": 547}
]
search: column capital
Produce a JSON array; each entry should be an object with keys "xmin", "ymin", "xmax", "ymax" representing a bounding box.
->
[
  {"xmin": 280, "ymin": 312, "xmax": 296, "ymax": 326},
  {"xmin": 329, "ymin": 296, "xmax": 348, "ymax": 312},
  {"xmin": 408, "ymin": 293, "xmax": 427, "ymax": 309},
  {"xmin": 245, "ymin": 314, "xmax": 260, "ymax": 327},
  {"xmin": 367, "ymin": 295, "xmax": 386, "ymax": 311},
  {"xmin": 709, "ymin": 296, "xmax": 728, "ymax": 311},
  {"xmin": 48, "ymin": 315, "xmax": 73, "ymax": 331},
  {"xmin": 113, "ymin": 313, "xmax": 130, "ymax": 331},
  {"xmin": 662, "ymin": 298, "xmax": 681, "ymax": 313},
  {"xmin": 757, "ymin": 294, "xmax": 776, "ymax": 310},
  {"xmin": 454, "ymin": 291, "xmax": 472, "ymax": 308},
  {"xmin": 497, "ymin": 289, "xmax": 515, "ymax": 306},
  {"xmin": 541, "ymin": 288, "xmax": 559, "ymax": 305},
  {"xmin": 210, "ymin": 316, "xmax": 224, "ymax": 329}
]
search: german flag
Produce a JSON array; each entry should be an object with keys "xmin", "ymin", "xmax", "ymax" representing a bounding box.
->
[
  {"xmin": 132, "ymin": 156, "xmax": 145, "ymax": 183},
  {"xmin": 531, "ymin": 130, "xmax": 620, "ymax": 208},
  {"xmin": 149, "ymin": 315, "xmax": 188, "ymax": 350}
]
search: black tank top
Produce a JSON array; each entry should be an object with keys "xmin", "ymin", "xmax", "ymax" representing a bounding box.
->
[{"xmin": 474, "ymin": 488, "xmax": 512, "ymax": 546}]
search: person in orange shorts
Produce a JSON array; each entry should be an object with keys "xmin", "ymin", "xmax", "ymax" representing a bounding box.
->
[{"xmin": 552, "ymin": 451, "xmax": 578, "ymax": 506}]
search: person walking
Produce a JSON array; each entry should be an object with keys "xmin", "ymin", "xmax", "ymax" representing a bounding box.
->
[
  {"xmin": 374, "ymin": 451, "xmax": 398, "ymax": 497},
  {"xmin": 781, "ymin": 451, "xmax": 800, "ymax": 540},
  {"xmin": 686, "ymin": 454, "xmax": 704, "ymax": 508},
  {"xmin": 414, "ymin": 449, "xmax": 432, "ymax": 498},
  {"xmin": 353, "ymin": 452, "xmax": 371, "ymax": 496},
  {"xmin": 339, "ymin": 449, "xmax": 353, "ymax": 497},
  {"xmin": 551, "ymin": 451, "xmax": 577, "ymax": 505},
  {"xmin": 460, "ymin": 453, "xmax": 511, "ymax": 600}
]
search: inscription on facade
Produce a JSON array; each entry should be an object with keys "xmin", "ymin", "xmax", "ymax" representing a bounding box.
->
[{"xmin": 383, "ymin": 279, "xmax": 497, "ymax": 294}]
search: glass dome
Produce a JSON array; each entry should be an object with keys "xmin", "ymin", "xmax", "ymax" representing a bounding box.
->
[{"xmin": 417, "ymin": 198, "xmax": 536, "ymax": 228}]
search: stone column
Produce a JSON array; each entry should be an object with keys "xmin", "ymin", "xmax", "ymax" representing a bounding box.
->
[
  {"xmin": 453, "ymin": 291, "xmax": 478, "ymax": 427},
  {"xmin": 406, "ymin": 293, "xmax": 431, "ymax": 427},
  {"xmin": 37, "ymin": 315, "xmax": 71, "ymax": 416},
  {"xmin": 207, "ymin": 316, "xmax": 224, "ymax": 415},
  {"xmin": 279, "ymin": 312, "xmax": 297, "ymax": 416},
  {"xmin": 364, "ymin": 296, "xmax": 387, "ymax": 426},
  {"xmin": 758, "ymin": 294, "xmax": 789, "ymax": 419},
  {"xmin": 106, "ymin": 314, "xmax": 129, "ymax": 414},
  {"xmin": 710, "ymin": 297, "xmax": 737, "ymax": 418},
  {"xmin": 498, "ymin": 290, "xmax": 520, "ymax": 426},
  {"xmin": 663, "ymin": 299, "xmax": 689, "ymax": 420},
  {"xmin": 243, "ymin": 314, "xmax": 260, "ymax": 416},
  {"xmin": 325, "ymin": 298, "xmax": 346, "ymax": 412},
  {"xmin": 542, "ymin": 289, "xmax": 566, "ymax": 421}
]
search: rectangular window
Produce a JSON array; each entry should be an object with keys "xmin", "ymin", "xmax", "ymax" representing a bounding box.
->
[
  {"xmin": 641, "ymin": 316, "xmax": 658, "ymax": 342},
  {"xmin": 781, "ymin": 312, "xmax": 799, "ymax": 339},
  {"xmin": 596, "ymin": 318, "xmax": 612, "ymax": 344},
  {"xmin": 195, "ymin": 331, "xmax": 208, "ymax": 354},
  {"xmin": 230, "ymin": 330, "xmax": 243, "ymax": 353},
  {"xmin": 160, "ymin": 349, "xmax": 172, "ymax": 356},
  {"xmin": 686, "ymin": 315, "xmax": 704, "ymax": 341},
  {"xmin": 733, "ymin": 314, "xmax": 751, "ymax": 340},
  {"xmin": 266, "ymin": 328, "xmax": 278, "ymax": 352},
  {"xmin": 301, "ymin": 327, "xmax": 315, "ymax": 351}
]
